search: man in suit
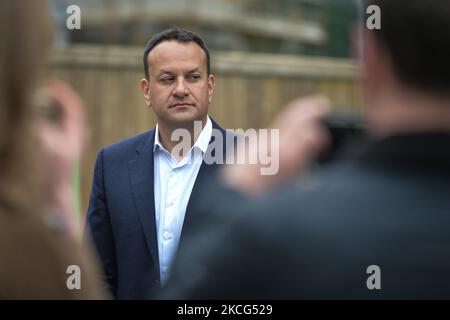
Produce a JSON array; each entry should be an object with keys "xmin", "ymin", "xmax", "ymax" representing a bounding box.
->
[
  {"xmin": 86, "ymin": 28, "xmax": 231, "ymax": 299},
  {"xmin": 163, "ymin": 0, "xmax": 450, "ymax": 299}
]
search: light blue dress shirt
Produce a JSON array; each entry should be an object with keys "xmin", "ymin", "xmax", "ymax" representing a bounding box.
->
[{"xmin": 153, "ymin": 116, "xmax": 212, "ymax": 286}]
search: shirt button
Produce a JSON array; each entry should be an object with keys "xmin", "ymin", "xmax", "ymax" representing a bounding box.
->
[
  {"xmin": 167, "ymin": 198, "xmax": 175, "ymax": 206},
  {"xmin": 164, "ymin": 231, "xmax": 173, "ymax": 240}
]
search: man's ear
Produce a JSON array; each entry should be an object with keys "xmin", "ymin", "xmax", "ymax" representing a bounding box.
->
[
  {"xmin": 140, "ymin": 78, "xmax": 151, "ymax": 107},
  {"xmin": 360, "ymin": 30, "xmax": 384, "ymax": 99},
  {"xmin": 207, "ymin": 74, "xmax": 216, "ymax": 105}
]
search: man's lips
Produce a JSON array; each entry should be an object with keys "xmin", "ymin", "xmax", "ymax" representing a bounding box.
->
[{"xmin": 169, "ymin": 102, "xmax": 195, "ymax": 108}]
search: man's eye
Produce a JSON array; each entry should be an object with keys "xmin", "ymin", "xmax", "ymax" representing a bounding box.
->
[
  {"xmin": 160, "ymin": 77, "xmax": 174, "ymax": 83},
  {"xmin": 187, "ymin": 74, "xmax": 200, "ymax": 81}
]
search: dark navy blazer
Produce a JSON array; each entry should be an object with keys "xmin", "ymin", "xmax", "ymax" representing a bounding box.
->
[{"xmin": 85, "ymin": 119, "xmax": 230, "ymax": 299}]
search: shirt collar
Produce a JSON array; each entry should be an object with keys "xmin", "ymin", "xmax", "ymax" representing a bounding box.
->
[
  {"xmin": 153, "ymin": 124, "xmax": 164, "ymax": 152},
  {"xmin": 153, "ymin": 116, "xmax": 212, "ymax": 154},
  {"xmin": 193, "ymin": 115, "xmax": 212, "ymax": 154}
]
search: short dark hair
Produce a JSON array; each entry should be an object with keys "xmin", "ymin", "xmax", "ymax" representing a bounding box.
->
[
  {"xmin": 143, "ymin": 27, "xmax": 211, "ymax": 80},
  {"xmin": 366, "ymin": 0, "xmax": 450, "ymax": 96}
]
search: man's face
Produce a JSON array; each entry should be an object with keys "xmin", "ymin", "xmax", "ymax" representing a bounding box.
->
[{"xmin": 141, "ymin": 40, "xmax": 215, "ymax": 127}]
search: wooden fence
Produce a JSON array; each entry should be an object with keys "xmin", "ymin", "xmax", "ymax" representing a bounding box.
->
[{"xmin": 50, "ymin": 44, "xmax": 360, "ymax": 215}]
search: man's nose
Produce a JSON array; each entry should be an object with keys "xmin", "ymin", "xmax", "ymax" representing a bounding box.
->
[{"xmin": 172, "ymin": 79, "xmax": 189, "ymax": 99}]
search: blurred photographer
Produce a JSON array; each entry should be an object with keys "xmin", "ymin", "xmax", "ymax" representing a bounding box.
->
[{"xmin": 164, "ymin": 0, "xmax": 450, "ymax": 299}]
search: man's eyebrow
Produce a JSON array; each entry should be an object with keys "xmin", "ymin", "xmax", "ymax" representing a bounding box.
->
[
  {"xmin": 157, "ymin": 70, "xmax": 175, "ymax": 76},
  {"xmin": 156, "ymin": 68, "xmax": 201, "ymax": 77},
  {"xmin": 186, "ymin": 68, "xmax": 201, "ymax": 74}
]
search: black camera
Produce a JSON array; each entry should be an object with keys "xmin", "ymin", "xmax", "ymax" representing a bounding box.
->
[
  {"xmin": 317, "ymin": 113, "xmax": 367, "ymax": 165},
  {"xmin": 35, "ymin": 89, "xmax": 62, "ymax": 124}
]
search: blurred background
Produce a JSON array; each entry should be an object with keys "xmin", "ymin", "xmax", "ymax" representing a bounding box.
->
[{"xmin": 47, "ymin": 0, "xmax": 360, "ymax": 216}]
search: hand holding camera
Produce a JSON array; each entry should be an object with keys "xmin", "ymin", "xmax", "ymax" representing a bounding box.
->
[
  {"xmin": 223, "ymin": 95, "xmax": 332, "ymax": 195},
  {"xmin": 35, "ymin": 80, "xmax": 86, "ymax": 239}
]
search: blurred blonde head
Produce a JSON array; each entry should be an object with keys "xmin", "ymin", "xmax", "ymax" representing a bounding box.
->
[{"xmin": 0, "ymin": 0, "xmax": 52, "ymax": 206}]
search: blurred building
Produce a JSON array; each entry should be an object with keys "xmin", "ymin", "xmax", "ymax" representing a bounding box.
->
[{"xmin": 50, "ymin": 0, "xmax": 354, "ymax": 57}]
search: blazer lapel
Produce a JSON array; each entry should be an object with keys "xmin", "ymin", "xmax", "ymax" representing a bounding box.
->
[
  {"xmin": 180, "ymin": 120, "xmax": 229, "ymax": 245},
  {"xmin": 128, "ymin": 130, "xmax": 160, "ymax": 276}
]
